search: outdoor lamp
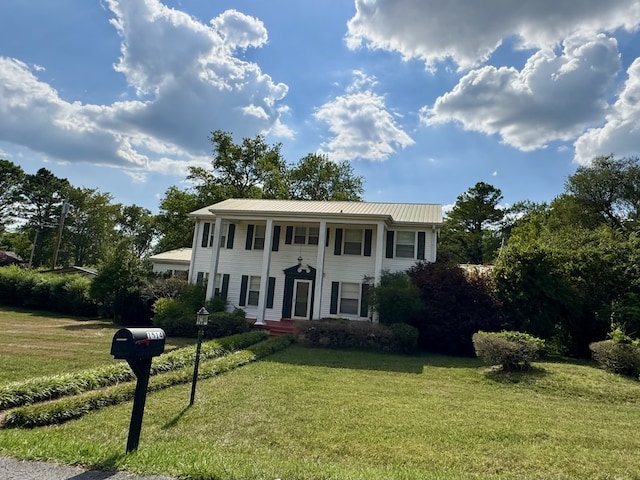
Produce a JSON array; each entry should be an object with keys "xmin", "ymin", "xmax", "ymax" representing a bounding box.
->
[
  {"xmin": 190, "ymin": 307, "xmax": 209, "ymax": 405},
  {"xmin": 196, "ymin": 307, "xmax": 209, "ymax": 327}
]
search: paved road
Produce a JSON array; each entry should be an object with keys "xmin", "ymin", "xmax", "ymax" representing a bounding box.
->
[{"xmin": 0, "ymin": 456, "xmax": 178, "ymax": 480}]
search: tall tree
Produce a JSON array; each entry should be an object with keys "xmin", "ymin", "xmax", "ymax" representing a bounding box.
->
[
  {"xmin": 63, "ymin": 187, "xmax": 120, "ymax": 267},
  {"xmin": 117, "ymin": 204, "xmax": 158, "ymax": 258},
  {"xmin": 564, "ymin": 155, "xmax": 640, "ymax": 231},
  {"xmin": 289, "ymin": 153, "xmax": 364, "ymax": 201},
  {"xmin": 19, "ymin": 168, "xmax": 70, "ymax": 268},
  {"xmin": 0, "ymin": 159, "xmax": 25, "ymax": 232},
  {"xmin": 154, "ymin": 186, "xmax": 202, "ymax": 253},
  {"xmin": 439, "ymin": 182, "xmax": 504, "ymax": 264},
  {"xmin": 188, "ymin": 130, "xmax": 288, "ymax": 200}
]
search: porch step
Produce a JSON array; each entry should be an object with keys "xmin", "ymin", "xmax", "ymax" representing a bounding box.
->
[{"xmin": 251, "ymin": 319, "xmax": 296, "ymax": 336}]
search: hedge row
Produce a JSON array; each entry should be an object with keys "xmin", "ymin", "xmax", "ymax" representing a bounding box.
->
[
  {"xmin": 2, "ymin": 335, "xmax": 293, "ymax": 428},
  {"xmin": 295, "ymin": 319, "xmax": 419, "ymax": 353},
  {"xmin": 0, "ymin": 330, "xmax": 268, "ymax": 410},
  {"xmin": 0, "ymin": 265, "xmax": 98, "ymax": 316}
]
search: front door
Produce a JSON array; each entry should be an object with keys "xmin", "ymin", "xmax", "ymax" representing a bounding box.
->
[{"xmin": 292, "ymin": 279, "xmax": 312, "ymax": 319}]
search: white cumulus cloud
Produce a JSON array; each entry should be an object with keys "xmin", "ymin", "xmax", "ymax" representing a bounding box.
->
[
  {"xmin": 315, "ymin": 71, "xmax": 414, "ymax": 161},
  {"xmin": 421, "ymin": 34, "xmax": 621, "ymax": 151}
]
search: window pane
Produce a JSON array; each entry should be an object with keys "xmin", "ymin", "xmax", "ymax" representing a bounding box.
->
[
  {"xmin": 308, "ymin": 227, "xmax": 319, "ymax": 245},
  {"xmin": 396, "ymin": 231, "xmax": 415, "ymax": 258},
  {"xmin": 248, "ymin": 275, "xmax": 260, "ymax": 305},
  {"xmin": 294, "ymin": 226, "xmax": 306, "ymax": 244},
  {"xmin": 344, "ymin": 229, "xmax": 362, "ymax": 255},
  {"xmin": 248, "ymin": 291, "xmax": 259, "ymax": 306},
  {"xmin": 339, "ymin": 282, "xmax": 359, "ymax": 315},
  {"xmin": 254, "ymin": 225, "xmax": 266, "ymax": 250},
  {"xmin": 396, "ymin": 244, "xmax": 415, "ymax": 258},
  {"xmin": 397, "ymin": 231, "xmax": 415, "ymax": 243}
]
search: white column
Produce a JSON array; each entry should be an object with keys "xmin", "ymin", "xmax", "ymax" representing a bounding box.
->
[
  {"xmin": 205, "ymin": 216, "xmax": 223, "ymax": 300},
  {"xmin": 374, "ymin": 221, "xmax": 385, "ymax": 285},
  {"xmin": 255, "ymin": 219, "xmax": 274, "ymax": 325},
  {"xmin": 188, "ymin": 219, "xmax": 199, "ymax": 284},
  {"xmin": 312, "ymin": 220, "xmax": 327, "ymax": 320}
]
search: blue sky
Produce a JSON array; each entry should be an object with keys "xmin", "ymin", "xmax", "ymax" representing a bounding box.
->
[{"xmin": 1, "ymin": 0, "xmax": 640, "ymax": 214}]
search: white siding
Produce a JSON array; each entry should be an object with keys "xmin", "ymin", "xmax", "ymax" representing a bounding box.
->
[{"xmin": 190, "ymin": 217, "xmax": 438, "ymax": 322}]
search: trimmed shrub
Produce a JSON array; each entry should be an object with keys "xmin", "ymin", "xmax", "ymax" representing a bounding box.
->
[
  {"xmin": 369, "ymin": 271, "xmax": 423, "ymax": 326},
  {"xmin": 590, "ymin": 340, "xmax": 640, "ymax": 378},
  {"xmin": 389, "ymin": 323, "xmax": 419, "ymax": 354},
  {"xmin": 296, "ymin": 319, "xmax": 413, "ymax": 354},
  {"xmin": 205, "ymin": 309, "xmax": 248, "ymax": 339},
  {"xmin": 472, "ymin": 330, "xmax": 545, "ymax": 371}
]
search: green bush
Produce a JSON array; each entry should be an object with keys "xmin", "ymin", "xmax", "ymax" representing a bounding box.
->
[
  {"xmin": 369, "ymin": 271, "xmax": 422, "ymax": 326},
  {"xmin": 472, "ymin": 330, "xmax": 545, "ymax": 371},
  {"xmin": 590, "ymin": 340, "xmax": 640, "ymax": 378},
  {"xmin": 389, "ymin": 323, "xmax": 419, "ymax": 354},
  {"xmin": 408, "ymin": 261, "xmax": 505, "ymax": 356},
  {"xmin": 206, "ymin": 309, "xmax": 248, "ymax": 339},
  {"xmin": 296, "ymin": 319, "xmax": 413, "ymax": 354}
]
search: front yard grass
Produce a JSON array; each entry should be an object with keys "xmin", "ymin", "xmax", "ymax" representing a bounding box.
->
[
  {"xmin": 0, "ymin": 307, "xmax": 193, "ymax": 383},
  {"xmin": 1, "ymin": 341, "xmax": 640, "ymax": 479}
]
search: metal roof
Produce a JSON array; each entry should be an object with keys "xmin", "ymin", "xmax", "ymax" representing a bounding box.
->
[
  {"xmin": 190, "ymin": 199, "xmax": 442, "ymax": 226},
  {"xmin": 149, "ymin": 247, "xmax": 192, "ymax": 263}
]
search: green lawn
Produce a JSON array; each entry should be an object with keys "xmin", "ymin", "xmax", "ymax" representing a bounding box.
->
[
  {"xmin": 1, "ymin": 309, "xmax": 640, "ymax": 479},
  {"xmin": 0, "ymin": 307, "xmax": 193, "ymax": 383}
]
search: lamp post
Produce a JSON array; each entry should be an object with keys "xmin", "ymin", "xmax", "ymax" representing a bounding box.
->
[{"xmin": 189, "ymin": 307, "xmax": 209, "ymax": 406}]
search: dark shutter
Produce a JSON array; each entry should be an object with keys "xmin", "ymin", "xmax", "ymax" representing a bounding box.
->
[
  {"xmin": 326, "ymin": 228, "xmax": 330, "ymax": 247},
  {"xmin": 239, "ymin": 275, "xmax": 248, "ymax": 306},
  {"xmin": 360, "ymin": 284, "xmax": 370, "ymax": 318},
  {"xmin": 334, "ymin": 228, "xmax": 343, "ymax": 255},
  {"xmin": 330, "ymin": 282, "xmax": 339, "ymax": 314},
  {"xmin": 201, "ymin": 222, "xmax": 210, "ymax": 248},
  {"xmin": 272, "ymin": 225, "xmax": 281, "ymax": 251},
  {"xmin": 226, "ymin": 224, "xmax": 235, "ymax": 249},
  {"xmin": 282, "ymin": 277, "xmax": 294, "ymax": 318},
  {"xmin": 221, "ymin": 274, "xmax": 230, "ymax": 300},
  {"xmin": 285, "ymin": 226, "xmax": 293, "ymax": 244},
  {"xmin": 386, "ymin": 231, "xmax": 394, "ymax": 258},
  {"xmin": 196, "ymin": 272, "xmax": 204, "ymax": 285},
  {"xmin": 266, "ymin": 277, "xmax": 276, "ymax": 308},
  {"xmin": 364, "ymin": 229, "xmax": 373, "ymax": 257},
  {"xmin": 245, "ymin": 224, "xmax": 254, "ymax": 250},
  {"xmin": 417, "ymin": 232, "xmax": 426, "ymax": 260}
]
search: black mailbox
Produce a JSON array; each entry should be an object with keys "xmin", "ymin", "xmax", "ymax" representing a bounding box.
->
[{"xmin": 111, "ymin": 328, "xmax": 166, "ymax": 359}]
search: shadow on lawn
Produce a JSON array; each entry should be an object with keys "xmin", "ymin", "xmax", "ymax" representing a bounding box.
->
[
  {"xmin": 268, "ymin": 346, "xmax": 482, "ymax": 374},
  {"xmin": 62, "ymin": 321, "xmax": 118, "ymax": 331}
]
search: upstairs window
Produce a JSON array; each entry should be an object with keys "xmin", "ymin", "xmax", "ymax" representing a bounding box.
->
[
  {"xmin": 293, "ymin": 226, "xmax": 320, "ymax": 245},
  {"xmin": 253, "ymin": 224, "xmax": 266, "ymax": 250},
  {"xmin": 396, "ymin": 231, "xmax": 416, "ymax": 258},
  {"xmin": 343, "ymin": 229, "xmax": 363, "ymax": 255}
]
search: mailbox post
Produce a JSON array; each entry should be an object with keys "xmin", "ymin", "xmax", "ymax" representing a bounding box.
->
[{"xmin": 111, "ymin": 327, "xmax": 166, "ymax": 453}]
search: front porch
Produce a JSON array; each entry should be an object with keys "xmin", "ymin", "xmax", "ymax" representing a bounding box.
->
[{"xmin": 248, "ymin": 318, "xmax": 297, "ymax": 336}]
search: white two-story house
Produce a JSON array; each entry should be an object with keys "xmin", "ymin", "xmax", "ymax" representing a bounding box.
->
[{"xmin": 188, "ymin": 199, "xmax": 442, "ymax": 325}]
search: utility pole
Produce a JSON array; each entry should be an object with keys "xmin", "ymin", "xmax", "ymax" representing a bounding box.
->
[{"xmin": 51, "ymin": 192, "xmax": 70, "ymax": 271}]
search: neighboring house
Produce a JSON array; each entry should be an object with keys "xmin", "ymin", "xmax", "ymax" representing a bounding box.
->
[
  {"xmin": 0, "ymin": 251, "xmax": 24, "ymax": 267},
  {"xmin": 189, "ymin": 198, "xmax": 443, "ymax": 325},
  {"xmin": 150, "ymin": 247, "xmax": 191, "ymax": 278},
  {"xmin": 48, "ymin": 266, "xmax": 98, "ymax": 277}
]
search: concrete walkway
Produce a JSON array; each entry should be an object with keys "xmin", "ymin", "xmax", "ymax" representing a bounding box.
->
[{"xmin": 0, "ymin": 457, "xmax": 178, "ymax": 480}]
